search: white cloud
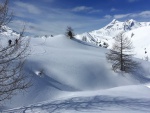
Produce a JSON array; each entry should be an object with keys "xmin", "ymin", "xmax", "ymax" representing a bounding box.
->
[
  {"xmin": 110, "ymin": 8, "xmax": 117, "ymax": 12},
  {"xmin": 89, "ymin": 9, "xmax": 102, "ymax": 13},
  {"xmin": 72, "ymin": 6, "xmax": 93, "ymax": 12},
  {"xmin": 128, "ymin": 0, "xmax": 139, "ymax": 3},
  {"xmin": 114, "ymin": 14, "xmax": 130, "ymax": 19},
  {"xmin": 72, "ymin": 6, "xmax": 102, "ymax": 14},
  {"xmin": 104, "ymin": 15, "xmax": 112, "ymax": 19},
  {"xmin": 112, "ymin": 11, "xmax": 150, "ymax": 19},
  {"xmin": 12, "ymin": 2, "xmax": 149, "ymax": 36},
  {"xmin": 138, "ymin": 11, "xmax": 150, "ymax": 18},
  {"xmin": 11, "ymin": 0, "xmax": 150, "ymax": 36},
  {"xmin": 43, "ymin": 0, "xmax": 54, "ymax": 2},
  {"xmin": 10, "ymin": 3, "xmax": 104, "ymax": 36},
  {"xmin": 14, "ymin": 1, "xmax": 41, "ymax": 15}
]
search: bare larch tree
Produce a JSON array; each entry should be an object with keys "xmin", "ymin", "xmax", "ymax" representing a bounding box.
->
[
  {"xmin": 106, "ymin": 32, "xmax": 139, "ymax": 72},
  {"xmin": 0, "ymin": 0, "xmax": 30, "ymax": 102}
]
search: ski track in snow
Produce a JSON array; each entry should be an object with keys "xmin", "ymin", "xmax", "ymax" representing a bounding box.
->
[{"xmin": 3, "ymin": 95, "xmax": 150, "ymax": 113}]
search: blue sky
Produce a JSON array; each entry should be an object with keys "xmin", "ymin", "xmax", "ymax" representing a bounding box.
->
[{"xmin": 8, "ymin": 0, "xmax": 150, "ymax": 36}]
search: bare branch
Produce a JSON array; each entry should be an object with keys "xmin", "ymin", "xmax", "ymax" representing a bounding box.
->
[{"xmin": 0, "ymin": 0, "xmax": 31, "ymax": 102}]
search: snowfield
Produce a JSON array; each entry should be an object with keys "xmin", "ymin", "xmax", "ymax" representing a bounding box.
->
[{"xmin": 1, "ymin": 20, "xmax": 150, "ymax": 113}]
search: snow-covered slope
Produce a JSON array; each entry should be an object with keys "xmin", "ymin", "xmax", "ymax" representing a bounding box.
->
[
  {"xmin": 1, "ymin": 34, "xmax": 150, "ymax": 111},
  {"xmin": 2, "ymin": 35, "xmax": 132, "ymax": 108},
  {"xmin": 125, "ymin": 26, "xmax": 150, "ymax": 59},
  {"xmin": 76, "ymin": 19, "xmax": 150, "ymax": 59},
  {"xmin": 1, "ymin": 25, "xmax": 150, "ymax": 113}
]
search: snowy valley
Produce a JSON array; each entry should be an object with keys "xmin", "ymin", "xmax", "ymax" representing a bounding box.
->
[{"xmin": 1, "ymin": 19, "xmax": 150, "ymax": 113}]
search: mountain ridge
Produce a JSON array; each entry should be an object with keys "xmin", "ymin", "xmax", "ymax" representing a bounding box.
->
[{"xmin": 76, "ymin": 19, "xmax": 150, "ymax": 47}]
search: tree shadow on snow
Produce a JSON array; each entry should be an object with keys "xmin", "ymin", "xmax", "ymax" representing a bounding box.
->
[
  {"xmin": 130, "ymin": 64, "xmax": 150, "ymax": 83},
  {"xmin": 4, "ymin": 95, "xmax": 150, "ymax": 113}
]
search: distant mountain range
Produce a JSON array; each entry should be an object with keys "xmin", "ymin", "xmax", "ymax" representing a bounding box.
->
[{"xmin": 76, "ymin": 19, "xmax": 150, "ymax": 48}]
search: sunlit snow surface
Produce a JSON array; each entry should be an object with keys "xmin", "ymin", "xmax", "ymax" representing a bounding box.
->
[{"xmin": 1, "ymin": 25, "xmax": 150, "ymax": 113}]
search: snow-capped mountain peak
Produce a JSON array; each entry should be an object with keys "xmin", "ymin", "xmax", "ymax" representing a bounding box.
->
[
  {"xmin": 103, "ymin": 19, "xmax": 142, "ymax": 31},
  {"xmin": 104, "ymin": 19, "xmax": 120, "ymax": 29},
  {"xmin": 111, "ymin": 19, "xmax": 119, "ymax": 24},
  {"xmin": 76, "ymin": 19, "xmax": 150, "ymax": 46},
  {"xmin": 108, "ymin": 19, "xmax": 120, "ymax": 25}
]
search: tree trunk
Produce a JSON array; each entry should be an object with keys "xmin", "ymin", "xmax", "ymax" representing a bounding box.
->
[{"xmin": 120, "ymin": 35, "xmax": 123, "ymax": 71}]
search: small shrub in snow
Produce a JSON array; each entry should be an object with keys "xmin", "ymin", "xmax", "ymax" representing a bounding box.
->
[{"xmin": 65, "ymin": 26, "xmax": 75, "ymax": 39}]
